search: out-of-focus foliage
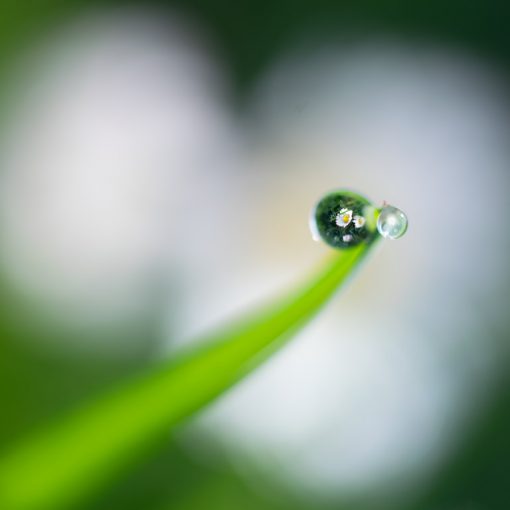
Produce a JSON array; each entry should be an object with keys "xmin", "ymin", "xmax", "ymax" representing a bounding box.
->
[
  {"xmin": 2, "ymin": 0, "xmax": 510, "ymax": 92},
  {"xmin": 0, "ymin": 246, "xmax": 373, "ymax": 510}
]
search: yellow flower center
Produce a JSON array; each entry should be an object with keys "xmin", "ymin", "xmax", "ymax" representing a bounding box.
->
[{"xmin": 343, "ymin": 214, "xmax": 350, "ymax": 223}]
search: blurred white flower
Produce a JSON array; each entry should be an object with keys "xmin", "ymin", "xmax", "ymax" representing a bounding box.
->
[
  {"xmin": 0, "ymin": 8, "xmax": 239, "ymax": 342},
  {"xmin": 1, "ymin": 10, "xmax": 510, "ymax": 503},
  {"xmin": 188, "ymin": 41, "xmax": 510, "ymax": 499}
]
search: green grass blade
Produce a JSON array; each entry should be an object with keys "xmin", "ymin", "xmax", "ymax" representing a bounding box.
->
[{"xmin": 0, "ymin": 242, "xmax": 376, "ymax": 510}]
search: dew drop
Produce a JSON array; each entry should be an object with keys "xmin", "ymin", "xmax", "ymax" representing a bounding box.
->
[
  {"xmin": 310, "ymin": 190, "xmax": 378, "ymax": 249},
  {"xmin": 376, "ymin": 205, "xmax": 408, "ymax": 240}
]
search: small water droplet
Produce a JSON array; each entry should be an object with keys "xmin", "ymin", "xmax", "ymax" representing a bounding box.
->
[
  {"xmin": 310, "ymin": 190, "xmax": 378, "ymax": 249},
  {"xmin": 377, "ymin": 205, "xmax": 408, "ymax": 240}
]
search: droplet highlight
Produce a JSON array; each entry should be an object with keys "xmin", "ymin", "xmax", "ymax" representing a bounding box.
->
[{"xmin": 376, "ymin": 205, "xmax": 408, "ymax": 240}]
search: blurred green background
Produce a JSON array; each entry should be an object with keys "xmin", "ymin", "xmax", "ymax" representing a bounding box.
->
[{"xmin": 1, "ymin": 1, "xmax": 509, "ymax": 509}]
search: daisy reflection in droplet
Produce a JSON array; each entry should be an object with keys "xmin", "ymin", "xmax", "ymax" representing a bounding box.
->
[
  {"xmin": 335, "ymin": 208, "xmax": 353, "ymax": 228},
  {"xmin": 353, "ymin": 215, "xmax": 366, "ymax": 229}
]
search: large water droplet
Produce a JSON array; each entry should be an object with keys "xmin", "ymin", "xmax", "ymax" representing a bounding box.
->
[
  {"xmin": 376, "ymin": 205, "xmax": 408, "ymax": 240},
  {"xmin": 310, "ymin": 190, "xmax": 378, "ymax": 249}
]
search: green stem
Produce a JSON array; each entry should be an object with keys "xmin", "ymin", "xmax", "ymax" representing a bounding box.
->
[{"xmin": 0, "ymin": 241, "xmax": 377, "ymax": 510}]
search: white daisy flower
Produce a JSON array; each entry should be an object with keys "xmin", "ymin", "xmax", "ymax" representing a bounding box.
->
[
  {"xmin": 353, "ymin": 215, "xmax": 366, "ymax": 228},
  {"xmin": 342, "ymin": 234, "xmax": 353, "ymax": 243},
  {"xmin": 335, "ymin": 208, "xmax": 352, "ymax": 228}
]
